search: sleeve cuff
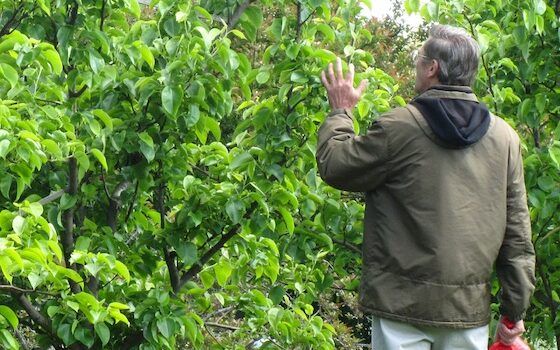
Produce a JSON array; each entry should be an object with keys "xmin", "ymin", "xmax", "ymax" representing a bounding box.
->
[{"xmin": 329, "ymin": 108, "xmax": 353, "ymax": 118}]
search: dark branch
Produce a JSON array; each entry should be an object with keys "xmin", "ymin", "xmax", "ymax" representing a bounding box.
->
[
  {"xmin": 17, "ymin": 294, "xmax": 51, "ymax": 333},
  {"xmin": 0, "ymin": 285, "xmax": 58, "ymax": 296},
  {"xmin": 62, "ymin": 157, "xmax": 81, "ymax": 294},
  {"xmin": 0, "ymin": 2, "xmax": 25, "ymax": 37},
  {"xmin": 178, "ymin": 203, "xmax": 259, "ymax": 289},
  {"xmin": 332, "ymin": 238, "xmax": 361, "ymax": 254},
  {"xmin": 464, "ymin": 11, "xmax": 498, "ymax": 112},
  {"xmin": 68, "ymin": 85, "xmax": 87, "ymax": 98},
  {"xmin": 100, "ymin": 0, "xmax": 106, "ymax": 31},
  {"xmin": 227, "ymin": 0, "xmax": 254, "ymax": 30},
  {"xmin": 124, "ymin": 181, "xmax": 139, "ymax": 223},
  {"xmin": 164, "ymin": 248, "xmax": 181, "ymax": 294}
]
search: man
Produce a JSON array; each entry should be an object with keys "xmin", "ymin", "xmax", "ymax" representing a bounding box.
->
[{"xmin": 316, "ymin": 24, "xmax": 535, "ymax": 349}]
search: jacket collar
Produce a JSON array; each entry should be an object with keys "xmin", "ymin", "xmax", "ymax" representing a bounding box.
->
[{"xmin": 416, "ymin": 85, "xmax": 479, "ymax": 103}]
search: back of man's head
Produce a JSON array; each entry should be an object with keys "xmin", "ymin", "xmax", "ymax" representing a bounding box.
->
[{"xmin": 423, "ymin": 24, "xmax": 480, "ymax": 86}]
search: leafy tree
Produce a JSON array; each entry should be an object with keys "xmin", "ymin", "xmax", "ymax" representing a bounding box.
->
[
  {"xmin": 405, "ymin": 0, "xmax": 560, "ymax": 347},
  {"xmin": 0, "ymin": 0, "xmax": 404, "ymax": 348}
]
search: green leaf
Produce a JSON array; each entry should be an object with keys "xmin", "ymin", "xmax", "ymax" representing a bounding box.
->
[
  {"xmin": 114, "ymin": 260, "xmax": 130, "ymax": 282},
  {"xmin": 124, "ymin": 0, "xmax": 141, "ymax": 18},
  {"xmin": 135, "ymin": 42, "xmax": 155, "ymax": 69},
  {"xmin": 315, "ymin": 23, "xmax": 335, "ymax": 42},
  {"xmin": 549, "ymin": 142, "xmax": 560, "ymax": 170},
  {"xmin": 278, "ymin": 207, "xmax": 294, "ymax": 234},
  {"xmin": 74, "ymin": 326, "xmax": 94, "ymax": 348},
  {"xmin": 92, "ymin": 109, "xmax": 113, "ymax": 131},
  {"xmin": 226, "ymin": 198, "xmax": 245, "ymax": 224},
  {"xmin": 37, "ymin": 0, "xmax": 51, "ymax": 15},
  {"xmin": 0, "ymin": 30, "xmax": 27, "ymax": 53},
  {"xmin": 88, "ymin": 49, "xmax": 105, "ymax": 74},
  {"xmin": 204, "ymin": 116, "xmax": 221, "ymax": 141},
  {"xmin": 214, "ymin": 260, "xmax": 232, "ymax": 287},
  {"xmin": 269, "ymin": 286, "xmax": 284, "ymax": 305},
  {"xmin": 0, "ymin": 329, "xmax": 19, "ymax": 350},
  {"xmin": 161, "ymin": 85, "xmax": 183, "ymax": 117},
  {"xmin": 0, "ymin": 175, "xmax": 12, "ymax": 198},
  {"xmin": 534, "ymin": 0, "xmax": 546, "ymax": 15},
  {"xmin": 138, "ymin": 132, "xmax": 155, "ymax": 162},
  {"xmin": 230, "ymin": 152, "xmax": 253, "ymax": 170},
  {"xmin": 57, "ymin": 323, "xmax": 74, "ymax": 345},
  {"xmin": 42, "ymin": 139, "xmax": 62, "ymax": 158},
  {"xmin": 0, "ymin": 139, "xmax": 10, "ymax": 159},
  {"xmin": 0, "ymin": 306, "xmax": 18, "ymax": 329},
  {"xmin": 12, "ymin": 216, "xmax": 24, "ymax": 234},
  {"xmin": 108, "ymin": 302, "xmax": 129, "ymax": 310},
  {"xmin": 230, "ymin": 29, "xmax": 246, "ymax": 40},
  {"xmin": 47, "ymin": 241, "xmax": 63, "ymax": 262},
  {"xmin": 94, "ymin": 322, "xmax": 110, "ymax": 346},
  {"xmin": 27, "ymin": 202, "xmax": 43, "ymax": 217},
  {"xmin": 75, "ymin": 236, "xmax": 91, "ymax": 251},
  {"xmin": 91, "ymin": 148, "xmax": 108, "ymax": 170},
  {"xmin": 404, "ymin": 0, "xmax": 420, "ymax": 13},
  {"xmin": 175, "ymin": 242, "xmax": 198, "ymax": 266},
  {"xmin": 535, "ymin": 93, "xmax": 546, "ymax": 114},
  {"xmin": 0, "ymin": 63, "xmax": 18, "ymax": 89},
  {"xmin": 157, "ymin": 318, "xmax": 175, "ymax": 338},
  {"xmin": 42, "ymin": 48, "xmax": 62, "ymax": 74},
  {"xmin": 60, "ymin": 193, "xmax": 78, "ymax": 210},
  {"xmin": 256, "ymin": 70, "xmax": 270, "ymax": 84}
]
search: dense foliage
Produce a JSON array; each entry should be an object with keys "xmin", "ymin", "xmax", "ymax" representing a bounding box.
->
[
  {"xmin": 0, "ymin": 0, "xmax": 558, "ymax": 349},
  {"xmin": 0, "ymin": 0, "xmax": 404, "ymax": 348}
]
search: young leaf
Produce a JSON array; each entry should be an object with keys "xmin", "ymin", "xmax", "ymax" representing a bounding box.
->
[
  {"xmin": 91, "ymin": 148, "xmax": 108, "ymax": 170},
  {"xmin": 161, "ymin": 85, "xmax": 183, "ymax": 117},
  {"xmin": 94, "ymin": 322, "xmax": 110, "ymax": 346},
  {"xmin": 0, "ymin": 306, "xmax": 18, "ymax": 329}
]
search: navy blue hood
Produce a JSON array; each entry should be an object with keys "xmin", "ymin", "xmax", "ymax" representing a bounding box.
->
[{"xmin": 411, "ymin": 86, "xmax": 491, "ymax": 148}]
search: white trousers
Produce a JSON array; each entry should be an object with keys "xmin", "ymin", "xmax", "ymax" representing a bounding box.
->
[{"xmin": 371, "ymin": 316, "xmax": 489, "ymax": 350}]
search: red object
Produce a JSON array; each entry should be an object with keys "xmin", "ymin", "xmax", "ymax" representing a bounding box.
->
[{"xmin": 489, "ymin": 318, "xmax": 530, "ymax": 350}]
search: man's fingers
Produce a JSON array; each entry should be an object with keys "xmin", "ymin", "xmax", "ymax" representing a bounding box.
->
[
  {"xmin": 346, "ymin": 63, "xmax": 355, "ymax": 83},
  {"xmin": 336, "ymin": 57, "xmax": 343, "ymax": 80},
  {"xmin": 321, "ymin": 71, "xmax": 330, "ymax": 87},
  {"xmin": 328, "ymin": 63, "xmax": 335, "ymax": 84},
  {"xmin": 356, "ymin": 79, "xmax": 368, "ymax": 96}
]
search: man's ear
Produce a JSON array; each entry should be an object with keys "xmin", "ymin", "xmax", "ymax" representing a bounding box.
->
[{"xmin": 427, "ymin": 59, "xmax": 439, "ymax": 78}]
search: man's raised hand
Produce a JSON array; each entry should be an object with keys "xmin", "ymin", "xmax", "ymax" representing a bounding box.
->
[{"xmin": 320, "ymin": 57, "xmax": 368, "ymax": 110}]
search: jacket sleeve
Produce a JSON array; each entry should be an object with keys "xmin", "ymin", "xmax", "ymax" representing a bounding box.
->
[
  {"xmin": 316, "ymin": 108, "xmax": 390, "ymax": 192},
  {"xmin": 496, "ymin": 134, "xmax": 536, "ymax": 322}
]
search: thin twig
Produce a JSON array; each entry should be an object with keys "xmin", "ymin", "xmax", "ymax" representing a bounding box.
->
[
  {"xmin": 463, "ymin": 11, "xmax": 498, "ymax": 112},
  {"xmin": 0, "ymin": 285, "xmax": 58, "ymax": 296},
  {"xmin": 205, "ymin": 322, "xmax": 240, "ymax": 331},
  {"xmin": 332, "ymin": 238, "xmax": 361, "ymax": 254}
]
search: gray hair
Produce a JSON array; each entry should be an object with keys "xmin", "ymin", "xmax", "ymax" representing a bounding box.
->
[{"xmin": 422, "ymin": 24, "xmax": 480, "ymax": 86}]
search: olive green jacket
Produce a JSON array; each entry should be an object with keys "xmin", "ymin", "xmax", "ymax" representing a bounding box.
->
[{"xmin": 316, "ymin": 88, "xmax": 535, "ymax": 328}]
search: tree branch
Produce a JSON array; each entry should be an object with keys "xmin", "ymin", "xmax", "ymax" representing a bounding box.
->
[
  {"xmin": 332, "ymin": 238, "xmax": 361, "ymax": 254},
  {"xmin": 463, "ymin": 11, "xmax": 498, "ymax": 112},
  {"xmin": 124, "ymin": 181, "xmax": 139, "ymax": 223},
  {"xmin": 0, "ymin": 1, "xmax": 25, "ymax": 37},
  {"xmin": 205, "ymin": 322, "xmax": 240, "ymax": 331},
  {"xmin": 227, "ymin": 0, "xmax": 254, "ymax": 30},
  {"xmin": 62, "ymin": 157, "xmax": 81, "ymax": 294},
  {"xmin": 178, "ymin": 203, "xmax": 258, "ymax": 289},
  {"xmin": 164, "ymin": 248, "xmax": 181, "ymax": 294},
  {"xmin": 0, "ymin": 285, "xmax": 58, "ymax": 296},
  {"xmin": 16, "ymin": 294, "xmax": 51, "ymax": 333},
  {"xmin": 100, "ymin": 0, "xmax": 106, "ymax": 31}
]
